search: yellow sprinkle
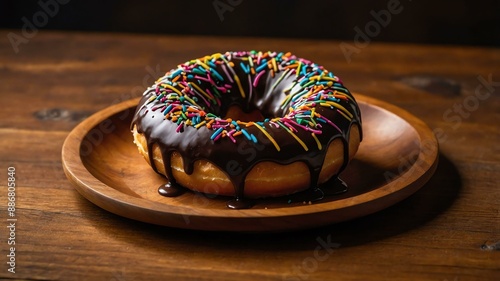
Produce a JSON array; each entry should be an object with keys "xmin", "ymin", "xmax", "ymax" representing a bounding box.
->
[
  {"xmin": 190, "ymin": 82, "xmax": 212, "ymax": 99},
  {"xmin": 325, "ymin": 101, "xmax": 354, "ymax": 118},
  {"xmin": 195, "ymin": 121, "xmax": 206, "ymax": 129},
  {"xmin": 271, "ymin": 58, "xmax": 278, "ymax": 72},
  {"xmin": 280, "ymin": 123, "xmax": 308, "ymax": 151},
  {"xmin": 311, "ymin": 133, "xmax": 322, "ymax": 150},
  {"xmin": 233, "ymin": 74, "xmax": 246, "ymax": 98},
  {"xmin": 296, "ymin": 62, "xmax": 301, "ymax": 77},
  {"xmin": 333, "ymin": 91, "xmax": 355, "ymax": 103},
  {"xmin": 196, "ymin": 60, "xmax": 211, "ymax": 70},
  {"xmin": 253, "ymin": 123, "xmax": 280, "ymax": 151},
  {"xmin": 309, "ymin": 75, "xmax": 337, "ymax": 82},
  {"xmin": 336, "ymin": 108, "xmax": 352, "ymax": 121},
  {"xmin": 163, "ymin": 84, "xmax": 183, "ymax": 96},
  {"xmin": 280, "ymin": 93, "xmax": 293, "ymax": 108},
  {"xmin": 183, "ymin": 95, "xmax": 200, "ymax": 108},
  {"xmin": 248, "ymin": 56, "xmax": 254, "ymax": 67}
]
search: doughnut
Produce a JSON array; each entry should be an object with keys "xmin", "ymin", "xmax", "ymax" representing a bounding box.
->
[{"xmin": 131, "ymin": 51, "xmax": 362, "ymax": 208}]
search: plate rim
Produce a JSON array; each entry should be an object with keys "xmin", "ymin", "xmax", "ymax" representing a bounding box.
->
[{"xmin": 62, "ymin": 94, "xmax": 439, "ymax": 230}]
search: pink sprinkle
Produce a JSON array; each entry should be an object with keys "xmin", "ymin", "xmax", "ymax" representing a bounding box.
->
[
  {"xmin": 253, "ymin": 71, "xmax": 266, "ymax": 87},
  {"xmin": 194, "ymin": 75, "xmax": 210, "ymax": 82},
  {"xmin": 214, "ymin": 85, "xmax": 227, "ymax": 93},
  {"xmin": 213, "ymin": 133, "xmax": 222, "ymax": 142},
  {"xmin": 206, "ymin": 89, "xmax": 220, "ymax": 106},
  {"xmin": 285, "ymin": 119, "xmax": 322, "ymax": 134},
  {"xmin": 221, "ymin": 64, "xmax": 234, "ymax": 83},
  {"xmin": 269, "ymin": 121, "xmax": 280, "ymax": 128},
  {"xmin": 176, "ymin": 123, "xmax": 183, "ymax": 133},
  {"xmin": 283, "ymin": 121, "xmax": 298, "ymax": 132},
  {"xmin": 321, "ymin": 117, "xmax": 342, "ymax": 133}
]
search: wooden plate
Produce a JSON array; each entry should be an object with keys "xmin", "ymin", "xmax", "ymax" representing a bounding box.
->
[{"xmin": 62, "ymin": 95, "xmax": 438, "ymax": 232}]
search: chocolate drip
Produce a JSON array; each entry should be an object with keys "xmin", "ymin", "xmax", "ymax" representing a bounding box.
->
[
  {"xmin": 131, "ymin": 53, "xmax": 362, "ymax": 209},
  {"xmin": 158, "ymin": 182, "xmax": 184, "ymax": 197}
]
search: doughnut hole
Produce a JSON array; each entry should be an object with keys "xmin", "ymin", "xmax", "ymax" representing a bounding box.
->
[{"xmin": 224, "ymin": 105, "xmax": 264, "ymax": 122}]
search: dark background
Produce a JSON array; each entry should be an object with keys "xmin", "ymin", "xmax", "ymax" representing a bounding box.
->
[{"xmin": 1, "ymin": 0, "xmax": 500, "ymax": 46}]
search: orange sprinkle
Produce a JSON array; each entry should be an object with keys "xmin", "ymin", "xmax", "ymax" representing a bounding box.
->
[
  {"xmin": 284, "ymin": 64, "xmax": 298, "ymax": 69},
  {"xmin": 334, "ymin": 94, "xmax": 348, "ymax": 101}
]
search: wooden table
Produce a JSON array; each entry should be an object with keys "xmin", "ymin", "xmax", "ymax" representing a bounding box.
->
[{"xmin": 0, "ymin": 30, "xmax": 498, "ymax": 280}]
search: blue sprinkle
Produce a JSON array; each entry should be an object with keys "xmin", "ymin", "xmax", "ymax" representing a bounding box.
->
[
  {"xmin": 169, "ymin": 69, "xmax": 183, "ymax": 78},
  {"xmin": 301, "ymin": 66, "xmax": 307, "ymax": 76},
  {"xmin": 241, "ymin": 129, "xmax": 252, "ymax": 141},
  {"xmin": 210, "ymin": 127, "xmax": 224, "ymax": 140},
  {"xmin": 239, "ymin": 62, "xmax": 250, "ymax": 74},
  {"xmin": 210, "ymin": 68, "xmax": 225, "ymax": 81},
  {"xmin": 250, "ymin": 134, "xmax": 258, "ymax": 143},
  {"xmin": 231, "ymin": 120, "xmax": 240, "ymax": 130},
  {"xmin": 164, "ymin": 104, "xmax": 173, "ymax": 115},
  {"xmin": 192, "ymin": 68, "xmax": 205, "ymax": 75},
  {"xmin": 256, "ymin": 60, "xmax": 268, "ymax": 72},
  {"xmin": 327, "ymin": 97, "xmax": 340, "ymax": 102},
  {"xmin": 187, "ymin": 74, "xmax": 194, "ymax": 79}
]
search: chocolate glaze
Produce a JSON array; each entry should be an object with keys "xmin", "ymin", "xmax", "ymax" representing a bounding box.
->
[{"xmin": 131, "ymin": 52, "xmax": 362, "ymax": 209}]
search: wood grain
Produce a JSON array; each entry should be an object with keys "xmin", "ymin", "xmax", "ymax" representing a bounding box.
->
[
  {"xmin": 0, "ymin": 30, "xmax": 498, "ymax": 280},
  {"xmin": 61, "ymin": 95, "xmax": 438, "ymax": 231}
]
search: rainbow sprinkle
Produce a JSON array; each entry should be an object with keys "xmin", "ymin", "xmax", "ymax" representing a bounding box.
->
[{"xmin": 141, "ymin": 51, "xmax": 356, "ymax": 151}]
